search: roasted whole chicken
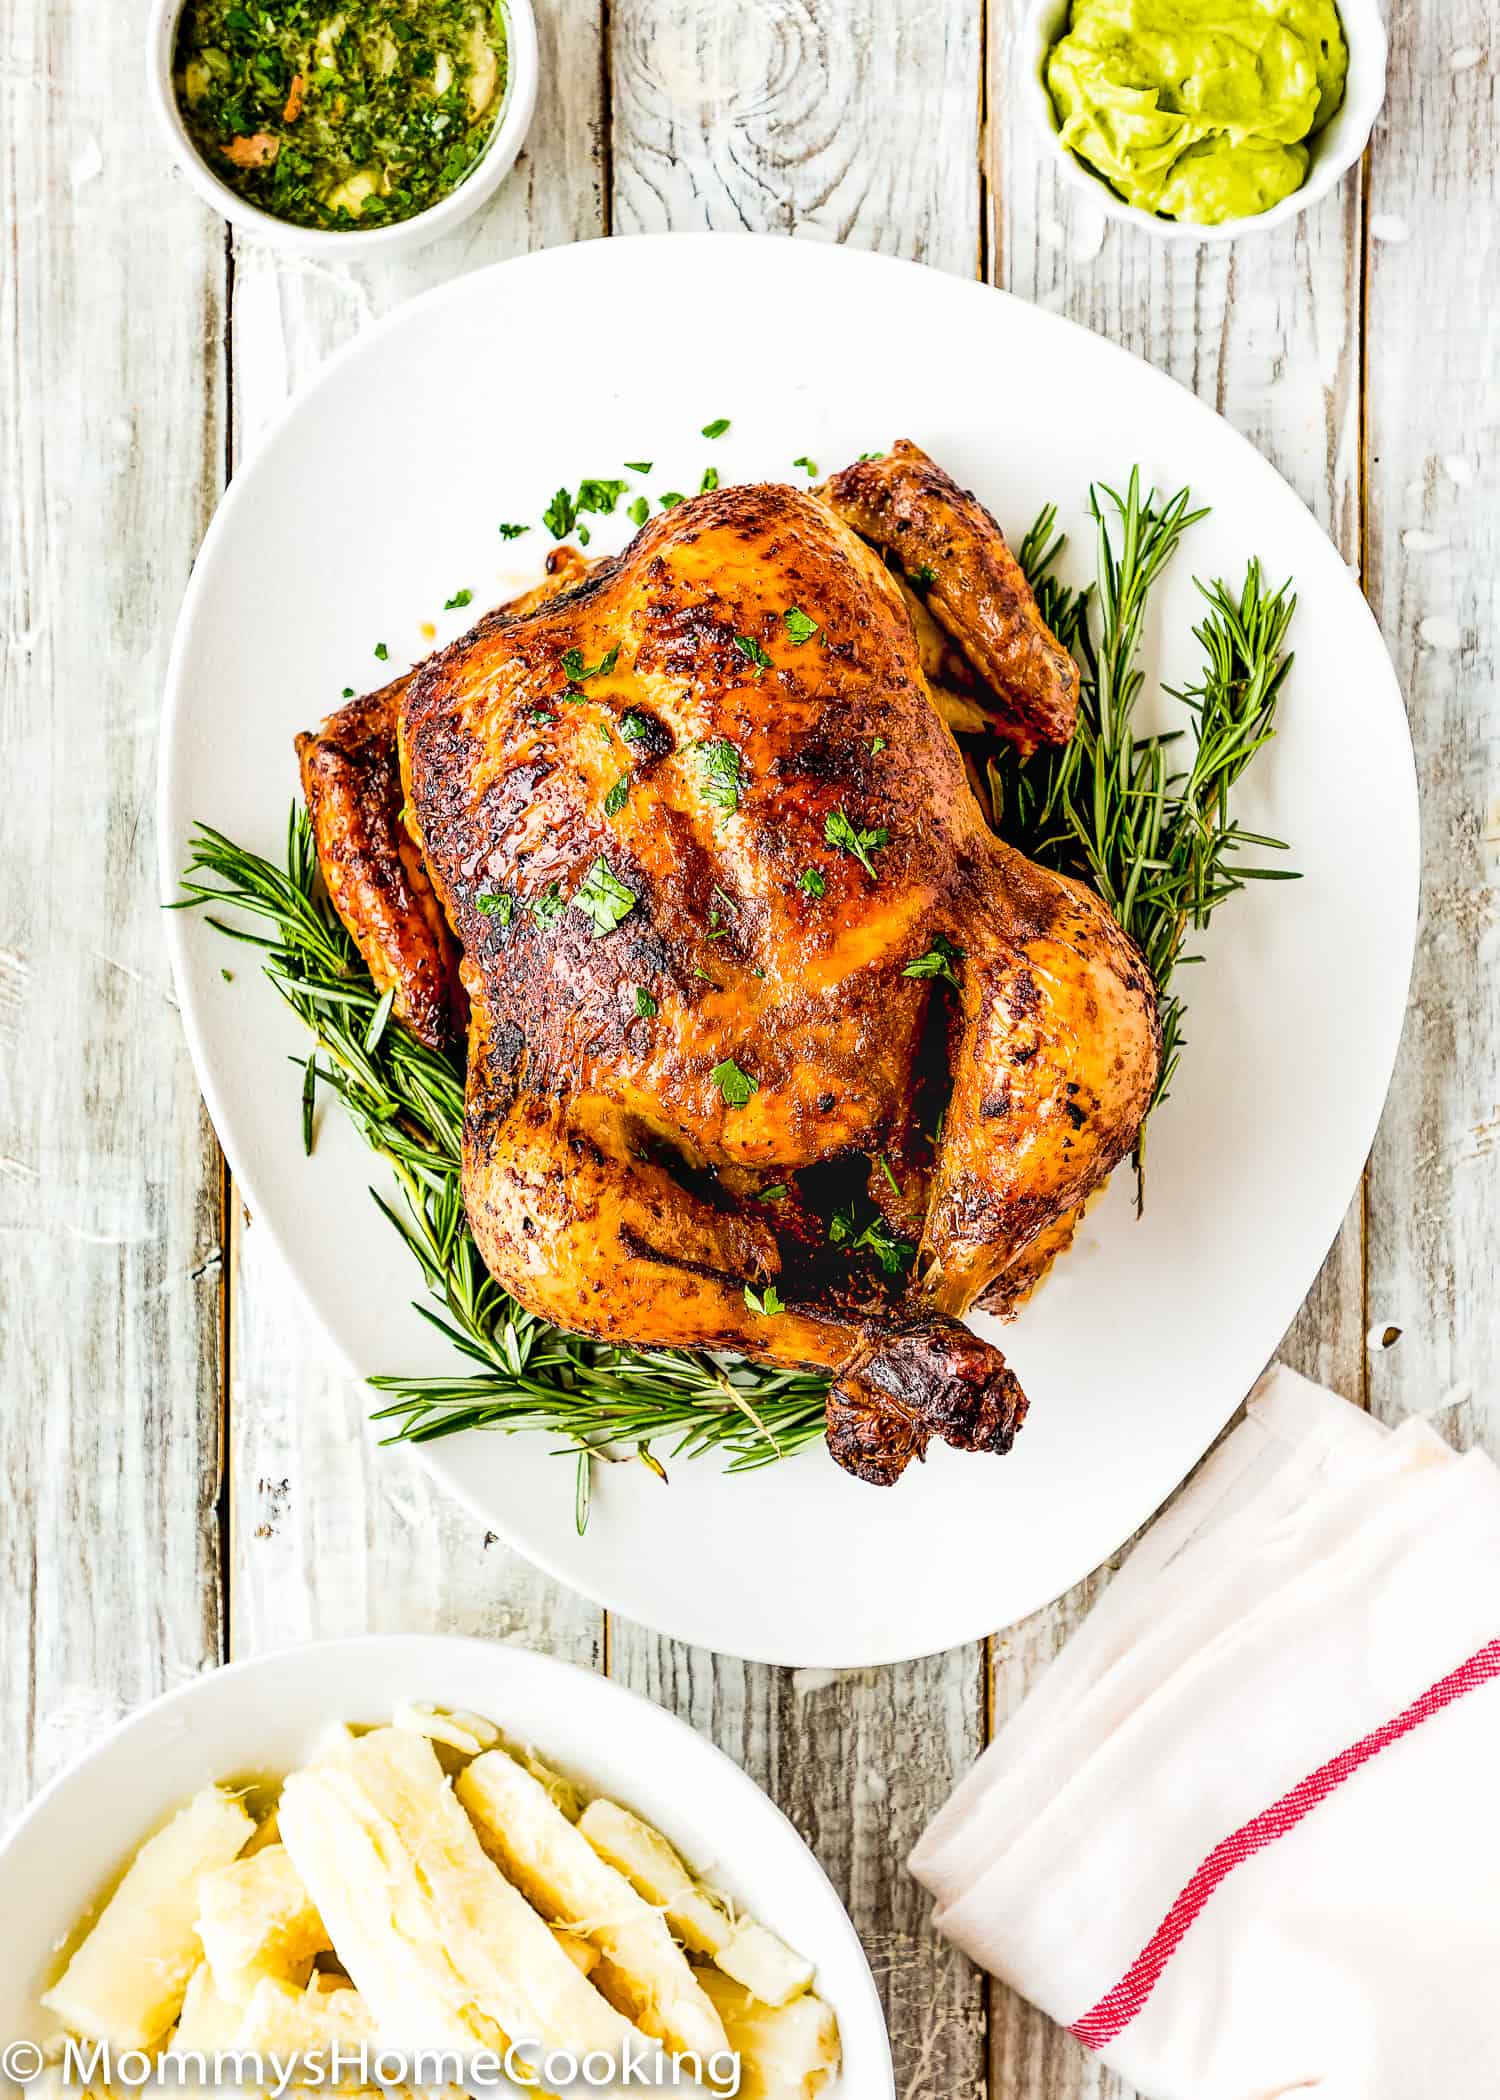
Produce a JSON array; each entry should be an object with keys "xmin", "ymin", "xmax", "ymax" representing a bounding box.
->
[{"xmin": 298, "ymin": 443, "xmax": 1161, "ymax": 1484}]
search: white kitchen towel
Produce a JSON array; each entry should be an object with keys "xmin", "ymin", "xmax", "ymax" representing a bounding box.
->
[{"xmin": 909, "ymin": 1364, "xmax": 1500, "ymax": 2100}]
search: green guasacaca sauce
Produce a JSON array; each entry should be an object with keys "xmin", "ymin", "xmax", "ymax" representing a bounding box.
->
[
  {"xmin": 1046, "ymin": 0, "xmax": 1348, "ymax": 225},
  {"xmin": 174, "ymin": 0, "xmax": 508, "ymax": 231}
]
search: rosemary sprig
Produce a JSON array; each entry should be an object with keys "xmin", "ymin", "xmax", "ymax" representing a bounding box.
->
[
  {"xmin": 1000, "ymin": 470, "xmax": 1298, "ymax": 1199},
  {"xmin": 175, "ymin": 814, "xmax": 829, "ymax": 1516}
]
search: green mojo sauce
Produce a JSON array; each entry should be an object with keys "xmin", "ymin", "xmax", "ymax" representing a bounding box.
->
[
  {"xmin": 1046, "ymin": 0, "xmax": 1348, "ymax": 225},
  {"xmin": 174, "ymin": 0, "xmax": 508, "ymax": 232}
]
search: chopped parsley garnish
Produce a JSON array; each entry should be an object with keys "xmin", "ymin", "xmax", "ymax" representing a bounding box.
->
[
  {"xmin": 634, "ymin": 987, "xmax": 658, "ymax": 1018},
  {"xmin": 870, "ymin": 735, "xmax": 887, "ymax": 753},
  {"xmin": 858, "ymin": 449, "xmax": 886, "ymax": 462},
  {"xmin": 572, "ymin": 858, "xmax": 638, "ymax": 938},
  {"xmin": 476, "ymin": 890, "xmax": 514, "ymax": 925},
  {"xmin": 824, "ymin": 806, "xmax": 890, "ymax": 878},
  {"xmin": 561, "ymin": 644, "xmax": 620, "ymax": 688},
  {"xmin": 619, "ymin": 710, "xmax": 652, "ymax": 745},
  {"xmin": 743, "ymin": 1282, "xmax": 785, "ymax": 1316},
  {"xmin": 373, "ymin": 641, "xmax": 389, "ymax": 661},
  {"xmin": 578, "ymin": 478, "xmax": 628, "ymax": 515},
  {"xmin": 695, "ymin": 738, "xmax": 744, "ymax": 814},
  {"xmin": 627, "ymin": 496, "xmax": 650, "ymax": 527},
  {"xmin": 702, "ymin": 418, "xmax": 732, "ymax": 439},
  {"xmin": 903, "ymin": 931, "xmax": 965, "ymax": 987},
  {"xmin": 444, "ymin": 587, "xmax": 472, "ymax": 610},
  {"xmin": 529, "ymin": 707, "xmax": 553, "ymax": 725},
  {"xmin": 498, "ymin": 522, "xmax": 528, "ymax": 539},
  {"xmin": 733, "ymin": 634, "xmax": 774, "ymax": 674},
  {"xmin": 542, "ymin": 488, "xmax": 577, "ymax": 540},
  {"xmin": 783, "ymin": 606, "xmax": 820, "ymax": 645},
  {"xmin": 711, "ymin": 1058, "xmax": 759, "ymax": 1108},
  {"xmin": 797, "ymin": 867, "xmax": 826, "ymax": 898},
  {"xmin": 793, "ymin": 456, "xmax": 818, "ymax": 477},
  {"xmin": 577, "ymin": 524, "xmax": 591, "ymax": 547},
  {"xmin": 756, "ymin": 1184, "xmax": 789, "ymax": 1202},
  {"xmin": 910, "ymin": 563, "xmax": 937, "ymax": 591},
  {"xmin": 659, "ymin": 491, "xmax": 685, "ymax": 510},
  {"xmin": 526, "ymin": 883, "xmax": 565, "ymax": 927},
  {"xmin": 700, "ymin": 466, "xmax": 720, "ymax": 493},
  {"xmin": 625, "ymin": 460, "xmax": 653, "ymax": 474},
  {"xmin": 828, "ymin": 1203, "xmax": 915, "ymax": 1277},
  {"xmin": 341, "ymin": 686, "xmax": 355, "ymax": 698},
  {"xmin": 603, "ymin": 775, "xmax": 630, "ymax": 818}
]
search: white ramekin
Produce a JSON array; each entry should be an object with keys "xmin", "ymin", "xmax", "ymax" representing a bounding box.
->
[
  {"xmin": 1022, "ymin": 0, "xmax": 1388, "ymax": 243},
  {"xmin": 145, "ymin": 0, "xmax": 539, "ymax": 257}
]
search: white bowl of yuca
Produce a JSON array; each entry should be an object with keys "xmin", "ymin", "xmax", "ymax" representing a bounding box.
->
[{"xmin": 0, "ymin": 1636, "xmax": 889, "ymax": 2099}]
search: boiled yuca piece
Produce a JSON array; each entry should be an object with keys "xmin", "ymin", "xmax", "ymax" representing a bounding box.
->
[
  {"xmin": 391, "ymin": 1703, "xmax": 499, "ymax": 1758},
  {"xmin": 172, "ymin": 1963, "xmax": 246, "ymax": 2053},
  {"xmin": 40, "ymin": 1786, "xmax": 255, "ymax": 2047},
  {"xmin": 697, "ymin": 1972, "xmax": 840, "ymax": 2100},
  {"xmin": 278, "ymin": 1728, "xmax": 648, "ymax": 2065},
  {"xmin": 196, "ymin": 1845, "xmax": 331, "ymax": 2003},
  {"xmin": 457, "ymin": 1751, "xmax": 728, "ymax": 2063},
  {"xmin": 236, "ymin": 1975, "xmax": 375, "ymax": 2083},
  {"xmin": 577, "ymin": 1800, "xmax": 815, "ymax": 2007}
]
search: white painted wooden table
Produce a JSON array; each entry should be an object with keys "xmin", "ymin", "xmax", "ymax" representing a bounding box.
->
[{"xmin": 2, "ymin": 2, "xmax": 1494, "ymax": 2092}]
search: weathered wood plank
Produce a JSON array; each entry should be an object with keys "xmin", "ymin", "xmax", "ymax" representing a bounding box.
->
[
  {"xmin": 1364, "ymin": 12, "xmax": 1498, "ymax": 1458},
  {"xmin": 607, "ymin": 4, "xmax": 988, "ymax": 2093},
  {"xmin": 223, "ymin": 0, "xmax": 610, "ymax": 1667},
  {"xmin": 982, "ymin": 11, "xmax": 1368, "ymax": 2090},
  {"xmin": 0, "ymin": 7, "xmax": 227, "ymax": 1806}
]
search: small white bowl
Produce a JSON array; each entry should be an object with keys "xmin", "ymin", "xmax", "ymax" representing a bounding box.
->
[
  {"xmin": 0, "ymin": 1635, "xmax": 892, "ymax": 2096},
  {"xmin": 1023, "ymin": 0, "xmax": 1387, "ymax": 242},
  {"xmin": 145, "ymin": 0, "xmax": 539, "ymax": 257}
]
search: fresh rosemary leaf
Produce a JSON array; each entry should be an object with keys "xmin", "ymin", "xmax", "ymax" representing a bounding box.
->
[
  {"xmin": 301, "ymin": 1053, "xmax": 317, "ymax": 1155},
  {"xmin": 364, "ymin": 985, "xmax": 395, "ymax": 1052}
]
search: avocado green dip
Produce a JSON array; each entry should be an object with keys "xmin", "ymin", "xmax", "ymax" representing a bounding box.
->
[
  {"xmin": 174, "ymin": 0, "xmax": 508, "ymax": 232},
  {"xmin": 1046, "ymin": 0, "xmax": 1348, "ymax": 225}
]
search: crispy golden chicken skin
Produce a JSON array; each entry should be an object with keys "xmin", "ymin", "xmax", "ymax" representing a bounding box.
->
[
  {"xmin": 823, "ymin": 439, "xmax": 1080, "ymax": 753},
  {"xmin": 296, "ymin": 675, "xmax": 466, "ymax": 1053},
  {"xmin": 365, "ymin": 475, "xmax": 1162, "ymax": 1483},
  {"xmin": 295, "ymin": 550, "xmax": 594, "ymax": 1053}
]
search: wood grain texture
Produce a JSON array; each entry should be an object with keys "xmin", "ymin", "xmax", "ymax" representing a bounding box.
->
[
  {"xmin": 0, "ymin": 2, "xmax": 227, "ymax": 1814},
  {"xmin": 980, "ymin": 10, "xmax": 1369, "ymax": 2091},
  {"xmin": 1363, "ymin": 6, "xmax": 1498, "ymax": 1459},
  {"xmin": 223, "ymin": 0, "xmax": 610, "ymax": 1664},
  {"xmin": 606, "ymin": 8, "xmax": 988, "ymax": 2093}
]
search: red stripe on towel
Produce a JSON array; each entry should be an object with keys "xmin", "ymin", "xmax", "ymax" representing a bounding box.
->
[{"xmin": 1069, "ymin": 1637, "xmax": 1500, "ymax": 2052}]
